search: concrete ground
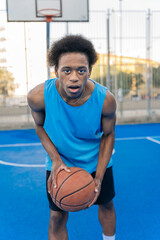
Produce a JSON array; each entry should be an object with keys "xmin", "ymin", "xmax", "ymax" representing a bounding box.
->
[{"xmin": 0, "ymin": 100, "xmax": 160, "ymax": 130}]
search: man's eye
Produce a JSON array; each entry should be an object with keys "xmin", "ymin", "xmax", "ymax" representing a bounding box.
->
[
  {"xmin": 78, "ymin": 69, "xmax": 85, "ymax": 74},
  {"xmin": 64, "ymin": 70, "xmax": 70, "ymax": 73}
]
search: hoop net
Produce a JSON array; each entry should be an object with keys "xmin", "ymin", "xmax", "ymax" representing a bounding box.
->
[{"xmin": 38, "ymin": 8, "xmax": 61, "ymax": 22}]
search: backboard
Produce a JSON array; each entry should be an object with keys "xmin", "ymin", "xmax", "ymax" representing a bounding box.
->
[{"xmin": 6, "ymin": 0, "xmax": 89, "ymax": 22}]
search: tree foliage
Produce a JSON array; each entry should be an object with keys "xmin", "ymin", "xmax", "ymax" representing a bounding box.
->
[
  {"xmin": 93, "ymin": 66, "xmax": 144, "ymax": 96},
  {"xmin": 0, "ymin": 68, "xmax": 18, "ymax": 96},
  {"xmin": 152, "ymin": 66, "xmax": 160, "ymax": 88}
]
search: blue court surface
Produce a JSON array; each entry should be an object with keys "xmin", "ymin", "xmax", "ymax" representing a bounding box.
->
[{"xmin": 0, "ymin": 123, "xmax": 160, "ymax": 240}]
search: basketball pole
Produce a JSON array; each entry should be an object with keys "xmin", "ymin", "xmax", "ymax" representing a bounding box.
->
[
  {"xmin": 47, "ymin": 21, "xmax": 51, "ymax": 79},
  {"xmin": 24, "ymin": 22, "xmax": 30, "ymax": 123}
]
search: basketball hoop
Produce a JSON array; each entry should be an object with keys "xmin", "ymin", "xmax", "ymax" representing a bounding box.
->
[{"xmin": 38, "ymin": 8, "xmax": 61, "ymax": 22}]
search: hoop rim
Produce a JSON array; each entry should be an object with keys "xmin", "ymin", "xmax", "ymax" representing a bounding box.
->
[
  {"xmin": 38, "ymin": 8, "xmax": 62, "ymax": 22},
  {"xmin": 38, "ymin": 8, "xmax": 61, "ymax": 17}
]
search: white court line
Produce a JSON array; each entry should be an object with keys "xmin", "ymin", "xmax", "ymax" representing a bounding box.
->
[
  {"xmin": 0, "ymin": 143, "xmax": 41, "ymax": 148},
  {"xmin": 146, "ymin": 137, "xmax": 160, "ymax": 145},
  {"xmin": 115, "ymin": 136, "xmax": 146, "ymax": 141},
  {"xmin": 0, "ymin": 134, "xmax": 159, "ymax": 168},
  {"xmin": 115, "ymin": 136, "xmax": 160, "ymax": 141},
  {"xmin": 0, "ymin": 136, "xmax": 160, "ymax": 148},
  {"xmin": 0, "ymin": 160, "xmax": 45, "ymax": 167},
  {"xmin": 0, "ymin": 150, "xmax": 114, "ymax": 167}
]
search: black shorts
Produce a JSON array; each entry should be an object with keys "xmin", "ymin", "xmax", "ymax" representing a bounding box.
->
[{"xmin": 46, "ymin": 166, "xmax": 115, "ymax": 211}]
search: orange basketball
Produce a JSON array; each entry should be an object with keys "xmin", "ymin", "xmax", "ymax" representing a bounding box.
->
[{"xmin": 51, "ymin": 167, "xmax": 96, "ymax": 212}]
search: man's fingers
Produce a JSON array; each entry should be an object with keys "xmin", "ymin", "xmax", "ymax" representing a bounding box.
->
[
  {"xmin": 88, "ymin": 179, "xmax": 101, "ymax": 208},
  {"xmin": 48, "ymin": 174, "xmax": 57, "ymax": 194},
  {"xmin": 95, "ymin": 187, "xmax": 99, "ymax": 193},
  {"xmin": 64, "ymin": 166, "xmax": 71, "ymax": 172},
  {"xmin": 52, "ymin": 173, "xmax": 58, "ymax": 189},
  {"xmin": 53, "ymin": 166, "xmax": 68, "ymax": 188},
  {"xmin": 54, "ymin": 166, "xmax": 70, "ymax": 187},
  {"xmin": 49, "ymin": 165, "xmax": 70, "ymax": 194},
  {"xmin": 47, "ymin": 175, "xmax": 52, "ymax": 193},
  {"xmin": 88, "ymin": 192, "xmax": 98, "ymax": 208}
]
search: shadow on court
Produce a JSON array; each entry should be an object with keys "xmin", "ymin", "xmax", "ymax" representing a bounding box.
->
[{"xmin": 0, "ymin": 123, "xmax": 160, "ymax": 240}]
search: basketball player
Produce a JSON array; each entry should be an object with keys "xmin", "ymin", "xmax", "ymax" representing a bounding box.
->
[{"xmin": 27, "ymin": 35, "xmax": 116, "ymax": 240}]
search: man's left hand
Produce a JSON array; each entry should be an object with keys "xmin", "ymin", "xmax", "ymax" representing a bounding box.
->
[{"xmin": 88, "ymin": 178, "xmax": 101, "ymax": 208}]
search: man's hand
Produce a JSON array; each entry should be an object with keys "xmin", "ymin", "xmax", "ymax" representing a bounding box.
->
[
  {"xmin": 88, "ymin": 177, "xmax": 101, "ymax": 208},
  {"xmin": 48, "ymin": 160, "xmax": 71, "ymax": 195}
]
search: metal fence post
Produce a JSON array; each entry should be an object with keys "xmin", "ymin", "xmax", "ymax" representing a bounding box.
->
[
  {"xmin": 66, "ymin": 22, "xmax": 69, "ymax": 35},
  {"xmin": 119, "ymin": 1, "xmax": 123, "ymax": 116},
  {"xmin": 24, "ymin": 23, "xmax": 30, "ymax": 123},
  {"xmin": 106, "ymin": 9, "xmax": 111, "ymax": 91},
  {"xmin": 146, "ymin": 9, "xmax": 152, "ymax": 117}
]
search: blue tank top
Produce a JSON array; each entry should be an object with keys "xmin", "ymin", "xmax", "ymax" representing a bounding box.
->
[{"xmin": 44, "ymin": 78, "xmax": 112, "ymax": 173}]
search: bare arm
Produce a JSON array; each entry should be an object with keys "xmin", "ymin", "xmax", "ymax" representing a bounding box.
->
[
  {"xmin": 27, "ymin": 83, "xmax": 70, "ymax": 190},
  {"xmin": 89, "ymin": 90, "xmax": 116, "ymax": 206},
  {"xmin": 96, "ymin": 90, "xmax": 116, "ymax": 182},
  {"xmin": 27, "ymin": 83, "xmax": 60, "ymax": 161}
]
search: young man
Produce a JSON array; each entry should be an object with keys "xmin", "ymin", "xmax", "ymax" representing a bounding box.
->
[{"xmin": 28, "ymin": 35, "xmax": 116, "ymax": 240}]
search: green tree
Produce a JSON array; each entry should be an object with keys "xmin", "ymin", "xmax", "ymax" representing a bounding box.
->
[
  {"xmin": 152, "ymin": 66, "xmax": 160, "ymax": 88},
  {"xmin": 0, "ymin": 68, "xmax": 18, "ymax": 96},
  {"xmin": 93, "ymin": 67, "xmax": 144, "ymax": 97}
]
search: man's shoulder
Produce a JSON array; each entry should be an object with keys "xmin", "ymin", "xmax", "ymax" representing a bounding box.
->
[
  {"xmin": 27, "ymin": 83, "xmax": 45, "ymax": 111},
  {"xmin": 29, "ymin": 82, "xmax": 45, "ymax": 98},
  {"xmin": 102, "ymin": 91, "xmax": 116, "ymax": 115}
]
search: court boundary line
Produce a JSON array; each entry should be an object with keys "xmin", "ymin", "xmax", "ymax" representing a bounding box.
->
[
  {"xmin": 146, "ymin": 137, "xmax": 160, "ymax": 144},
  {"xmin": 115, "ymin": 136, "xmax": 160, "ymax": 141},
  {"xmin": 0, "ymin": 135, "xmax": 159, "ymax": 148},
  {"xmin": 0, "ymin": 143, "xmax": 41, "ymax": 148},
  {"xmin": 0, "ymin": 149, "xmax": 114, "ymax": 167},
  {"xmin": 0, "ymin": 160, "xmax": 45, "ymax": 167}
]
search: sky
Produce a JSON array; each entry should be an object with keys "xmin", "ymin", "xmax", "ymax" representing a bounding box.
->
[
  {"xmin": 1, "ymin": 0, "xmax": 160, "ymax": 12},
  {"xmin": 90, "ymin": 0, "xmax": 160, "ymax": 11}
]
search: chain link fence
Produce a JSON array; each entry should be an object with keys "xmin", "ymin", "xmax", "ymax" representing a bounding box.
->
[{"xmin": 0, "ymin": 10, "xmax": 160, "ymax": 129}]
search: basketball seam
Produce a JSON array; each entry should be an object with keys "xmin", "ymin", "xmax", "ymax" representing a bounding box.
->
[
  {"xmin": 56, "ymin": 198, "xmax": 92, "ymax": 209},
  {"xmin": 55, "ymin": 169, "xmax": 84, "ymax": 205},
  {"xmin": 59, "ymin": 179, "xmax": 94, "ymax": 210}
]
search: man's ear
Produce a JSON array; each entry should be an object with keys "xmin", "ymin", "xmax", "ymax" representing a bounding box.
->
[
  {"xmin": 55, "ymin": 67, "xmax": 58, "ymax": 77},
  {"xmin": 88, "ymin": 67, "xmax": 92, "ymax": 77}
]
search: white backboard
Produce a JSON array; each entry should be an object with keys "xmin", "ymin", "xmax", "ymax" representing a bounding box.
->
[{"xmin": 6, "ymin": 0, "xmax": 89, "ymax": 22}]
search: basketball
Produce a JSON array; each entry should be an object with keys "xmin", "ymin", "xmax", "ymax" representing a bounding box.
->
[{"xmin": 51, "ymin": 167, "xmax": 96, "ymax": 212}]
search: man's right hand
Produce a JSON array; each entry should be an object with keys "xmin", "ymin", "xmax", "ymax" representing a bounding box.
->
[{"xmin": 47, "ymin": 159, "xmax": 71, "ymax": 194}]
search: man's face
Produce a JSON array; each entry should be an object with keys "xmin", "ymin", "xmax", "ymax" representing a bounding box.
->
[{"xmin": 55, "ymin": 52, "xmax": 91, "ymax": 99}]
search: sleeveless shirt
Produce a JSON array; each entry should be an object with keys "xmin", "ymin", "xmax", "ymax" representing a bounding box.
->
[{"xmin": 43, "ymin": 78, "xmax": 113, "ymax": 173}]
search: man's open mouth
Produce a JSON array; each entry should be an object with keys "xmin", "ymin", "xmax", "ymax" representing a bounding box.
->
[{"xmin": 68, "ymin": 86, "xmax": 80, "ymax": 93}]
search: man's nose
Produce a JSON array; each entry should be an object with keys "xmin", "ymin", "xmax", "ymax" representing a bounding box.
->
[{"xmin": 69, "ymin": 71, "xmax": 79, "ymax": 82}]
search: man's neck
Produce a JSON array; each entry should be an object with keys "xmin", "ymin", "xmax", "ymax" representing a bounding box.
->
[{"xmin": 56, "ymin": 79, "xmax": 95, "ymax": 106}]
